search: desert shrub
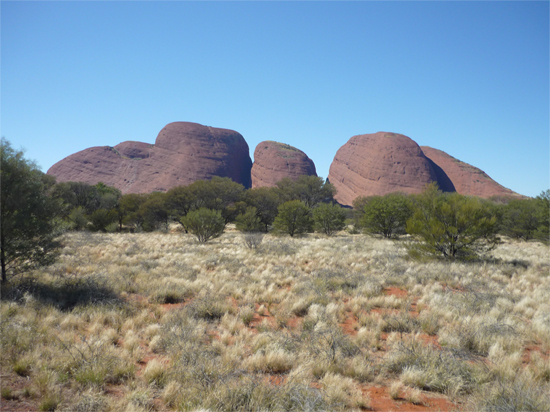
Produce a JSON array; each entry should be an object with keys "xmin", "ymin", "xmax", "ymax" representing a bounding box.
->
[
  {"xmin": 243, "ymin": 187, "xmax": 281, "ymax": 232},
  {"xmin": 1, "ymin": 138, "xmax": 61, "ymax": 283},
  {"xmin": 273, "ymin": 200, "xmax": 314, "ymax": 237},
  {"xmin": 312, "ymin": 203, "xmax": 347, "ymax": 236},
  {"xmin": 88, "ymin": 208, "xmax": 117, "ymax": 232},
  {"xmin": 500, "ymin": 198, "xmax": 541, "ymax": 240},
  {"xmin": 303, "ymin": 327, "xmax": 361, "ymax": 366},
  {"xmin": 68, "ymin": 207, "xmax": 89, "ymax": 231},
  {"xmin": 361, "ymin": 192, "xmax": 412, "ymax": 238},
  {"xmin": 181, "ymin": 208, "xmax": 225, "ymax": 242},
  {"xmin": 235, "ymin": 207, "xmax": 263, "ymax": 232},
  {"xmin": 407, "ymin": 184, "xmax": 499, "ymax": 260},
  {"xmin": 139, "ymin": 192, "xmax": 169, "ymax": 231},
  {"xmin": 243, "ymin": 233, "xmax": 264, "ymax": 249},
  {"xmin": 276, "ymin": 175, "xmax": 336, "ymax": 208}
]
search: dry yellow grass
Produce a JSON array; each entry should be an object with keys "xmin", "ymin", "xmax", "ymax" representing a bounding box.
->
[{"xmin": 1, "ymin": 230, "xmax": 549, "ymax": 411}]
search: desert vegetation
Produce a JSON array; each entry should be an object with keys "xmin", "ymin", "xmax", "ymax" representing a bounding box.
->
[
  {"xmin": 2, "ymin": 139, "xmax": 549, "ymax": 411},
  {"xmin": 2, "ymin": 227, "xmax": 549, "ymax": 411}
]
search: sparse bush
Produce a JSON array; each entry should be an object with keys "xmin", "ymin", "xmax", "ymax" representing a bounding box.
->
[
  {"xmin": 181, "ymin": 208, "xmax": 225, "ymax": 242},
  {"xmin": 361, "ymin": 192, "xmax": 412, "ymax": 238},
  {"xmin": 1, "ymin": 138, "xmax": 61, "ymax": 283},
  {"xmin": 273, "ymin": 200, "xmax": 314, "ymax": 237},
  {"xmin": 235, "ymin": 206, "xmax": 263, "ymax": 232},
  {"xmin": 243, "ymin": 233, "xmax": 264, "ymax": 249},
  {"xmin": 313, "ymin": 203, "xmax": 347, "ymax": 236},
  {"xmin": 88, "ymin": 208, "xmax": 117, "ymax": 232},
  {"xmin": 407, "ymin": 184, "xmax": 499, "ymax": 260}
]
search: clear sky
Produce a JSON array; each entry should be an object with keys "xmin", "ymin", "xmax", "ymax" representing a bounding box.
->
[{"xmin": 2, "ymin": 1, "xmax": 548, "ymax": 197}]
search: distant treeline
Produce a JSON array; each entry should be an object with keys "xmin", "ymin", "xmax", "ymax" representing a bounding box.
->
[
  {"xmin": 49, "ymin": 176, "xmax": 549, "ymax": 245},
  {"xmin": 48, "ymin": 175, "xmax": 337, "ymax": 234}
]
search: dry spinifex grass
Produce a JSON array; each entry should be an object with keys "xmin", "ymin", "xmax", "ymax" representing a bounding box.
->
[{"xmin": 1, "ymin": 230, "xmax": 549, "ymax": 411}]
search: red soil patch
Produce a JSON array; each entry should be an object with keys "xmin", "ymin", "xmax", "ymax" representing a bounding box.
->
[
  {"xmin": 263, "ymin": 374, "xmax": 287, "ymax": 386},
  {"xmin": 341, "ymin": 314, "xmax": 359, "ymax": 336},
  {"xmin": 159, "ymin": 301, "xmax": 188, "ymax": 311},
  {"xmin": 417, "ymin": 333, "xmax": 441, "ymax": 349},
  {"xmin": 286, "ymin": 316, "xmax": 302, "ymax": 330},
  {"xmin": 384, "ymin": 287, "xmax": 408, "ymax": 298},
  {"xmin": 362, "ymin": 384, "xmax": 458, "ymax": 412}
]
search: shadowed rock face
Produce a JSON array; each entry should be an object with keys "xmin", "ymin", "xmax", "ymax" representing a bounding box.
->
[
  {"xmin": 420, "ymin": 146, "xmax": 521, "ymax": 199},
  {"xmin": 251, "ymin": 141, "xmax": 317, "ymax": 188},
  {"xmin": 328, "ymin": 132, "xmax": 438, "ymax": 206},
  {"xmin": 47, "ymin": 122, "xmax": 252, "ymax": 193}
]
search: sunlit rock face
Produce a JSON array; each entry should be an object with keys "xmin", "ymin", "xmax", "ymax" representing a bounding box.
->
[
  {"xmin": 420, "ymin": 146, "xmax": 521, "ymax": 199},
  {"xmin": 47, "ymin": 121, "xmax": 253, "ymax": 194},
  {"xmin": 328, "ymin": 132, "xmax": 438, "ymax": 206},
  {"xmin": 251, "ymin": 141, "xmax": 317, "ymax": 188}
]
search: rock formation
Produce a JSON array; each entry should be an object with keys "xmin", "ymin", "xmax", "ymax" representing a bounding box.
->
[
  {"xmin": 251, "ymin": 141, "xmax": 317, "ymax": 188},
  {"xmin": 47, "ymin": 122, "xmax": 252, "ymax": 193},
  {"xmin": 328, "ymin": 132, "xmax": 438, "ymax": 206},
  {"xmin": 420, "ymin": 146, "xmax": 521, "ymax": 199}
]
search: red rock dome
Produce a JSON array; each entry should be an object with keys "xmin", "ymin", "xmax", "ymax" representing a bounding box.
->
[
  {"xmin": 328, "ymin": 132, "xmax": 437, "ymax": 206},
  {"xmin": 251, "ymin": 141, "xmax": 317, "ymax": 188}
]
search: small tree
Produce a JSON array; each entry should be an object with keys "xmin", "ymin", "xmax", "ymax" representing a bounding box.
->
[
  {"xmin": 243, "ymin": 187, "xmax": 281, "ymax": 232},
  {"xmin": 117, "ymin": 193, "xmax": 148, "ymax": 231},
  {"xmin": 235, "ymin": 207, "xmax": 263, "ymax": 233},
  {"xmin": 273, "ymin": 200, "xmax": 313, "ymax": 237},
  {"xmin": 89, "ymin": 208, "xmax": 117, "ymax": 232},
  {"xmin": 276, "ymin": 175, "xmax": 335, "ymax": 208},
  {"xmin": 361, "ymin": 192, "xmax": 412, "ymax": 238},
  {"xmin": 406, "ymin": 185, "xmax": 499, "ymax": 260},
  {"xmin": 1, "ymin": 139, "xmax": 61, "ymax": 282},
  {"xmin": 181, "ymin": 208, "xmax": 225, "ymax": 243},
  {"xmin": 313, "ymin": 203, "xmax": 346, "ymax": 236},
  {"xmin": 139, "ymin": 192, "xmax": 169, "ymax": 231}
]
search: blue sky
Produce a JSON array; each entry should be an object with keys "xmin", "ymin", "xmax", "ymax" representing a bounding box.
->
[{"xmin": 2, "ymin": 1, "xmax": 548, "ymax": 197}]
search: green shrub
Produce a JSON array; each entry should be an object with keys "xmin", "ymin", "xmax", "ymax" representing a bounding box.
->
[
  {"xmin": 361, "ymin": 192, "xmax": 412, "ymax": 238},
  {"xmin": 88, "ymin": 209, "xmax": 117, "ymax": 232},
  {"xmin": 235, "ymin": 207, "xmax": 263, "ymax": 232},
  {"xmin": 181, "ymin": 208, "xmax": 225, "ymax": 242},
  {"xmin": 273, "ymin": 200, "xmax": 313, "ymax": 237},
  {"xmin": 407, "ymin": 184, "xmax": 499, "ymax": 260},
  {"xmin": 313, "ymin": 203, "xmax": 347, "ymax": 236}
]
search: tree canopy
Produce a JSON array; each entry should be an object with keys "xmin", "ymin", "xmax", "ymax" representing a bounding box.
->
[
  {"xmin": 406, "ymin": 184, "xmax": 499, "ymax": 260},
  {"xmin": 1, "ymin": 139, "xmax": 61, "ymax": 282}
]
